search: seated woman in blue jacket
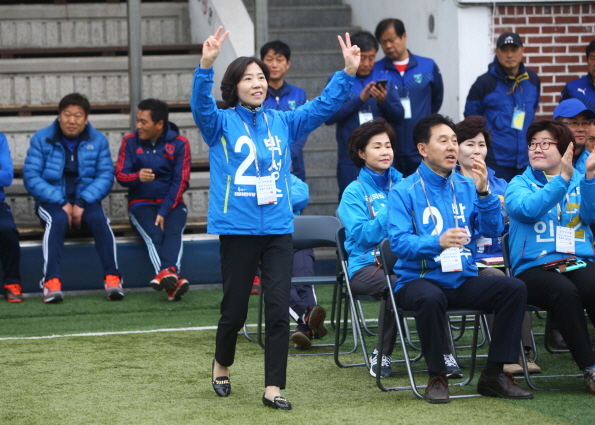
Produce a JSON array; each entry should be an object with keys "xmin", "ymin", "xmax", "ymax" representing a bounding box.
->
[
  {"xmin": 338, "ymin": 118, "xmax": 403, "ymax": 378},
  {"xmin": 191, "ymin": 26, "xmax": 360, "ymax": 409},
  {"xmin": 505, "ymin": 119, "xmax": 595, "ymax": 394},
  {"xmin": 455, "ymin": 116, "xmax": 540, "ymax": 375}
]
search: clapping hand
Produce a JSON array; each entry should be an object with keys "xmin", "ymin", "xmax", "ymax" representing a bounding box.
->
[
  {"xmin": 560, "ymin": 142, "xmax": 574, "ymax": 182},
  {"xmin": 200, "ymin": 26, "xmax": 229, "ymax": 69},
  {"xmin": 585, "ymin": 143, "xmax": 595, "ymax": 180},
  {"xmin": 338, "ymin": 32, "xmax": 360, "ymax": 76},
  {"xmin": 471, "ymin": 157, "xmax": 489, "ymax": 195}
]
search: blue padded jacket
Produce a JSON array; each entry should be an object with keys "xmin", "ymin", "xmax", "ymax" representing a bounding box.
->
[{"xmin": 0, "ymin": 132, "xmax": 13, "ymax": 202}]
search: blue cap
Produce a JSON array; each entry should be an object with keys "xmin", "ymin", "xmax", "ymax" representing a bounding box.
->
[{"xmin": 553, "ymin": 98, "xmax": 595, "ymax": 120}]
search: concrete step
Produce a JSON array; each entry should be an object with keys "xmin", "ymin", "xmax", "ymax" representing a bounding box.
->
[
  {"xmin": 0, "ymin": 112, "xmax": 206, "ymax": 168},
  {"xmin": 0, "ymin": 3, "xmax": 191, "ymax": 49},
  {"xmin": 285, "ymin": 50, "xmax": 344, "ymax": 75},
  {"xmin": 265, "ymin": 0, "xmax": 343, "ymax": 6},
  {"xmin": 303, "ymin": 144, "xmax": 337, "ymax": 170},
  {"xmin": 268, "ymin": 25, "xmax": 360, "ymax": 51},
  {"xmin": 0, "ymin": 54, "xmax": 199, "ymax": 107},
  {"xmin": 303, "ymin": 195, "xmax": 339, "ymax": 217},
  {"xmin": 266, "ymin": 5, "xmax": 352, "ymax": 29},
  {"xmin": 304, "ymin": 167, "xmax": 338, "ymax": 198}
]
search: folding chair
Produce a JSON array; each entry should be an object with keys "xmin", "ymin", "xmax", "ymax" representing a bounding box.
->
[
  {"xmin": 375, "ymin": 238, "xmax": 486, "ymax": 399},
  {"xmin": 333, "ymin": 227, "xmax": 380, "ymax": 369},
  {"xmin": 501, "ymin": 233, "xmax": 583, "ymax": 390},
  {"xmin": 253, "ymin": 215, "xmax": 356, "ymax": 357}
]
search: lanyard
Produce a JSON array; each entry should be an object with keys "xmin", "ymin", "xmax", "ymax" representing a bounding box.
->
[
  {"xmin": 239, "ymin": 111, "xmax": 274, "ymax": 177},
  {"xmin": 416, "ymin": 170, "xmax": 459, "ymax": 231}
]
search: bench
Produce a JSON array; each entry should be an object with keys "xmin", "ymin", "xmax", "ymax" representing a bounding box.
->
[{"xmin": 0, "ymin": 44, "xmax": 202, "ymax": 60}]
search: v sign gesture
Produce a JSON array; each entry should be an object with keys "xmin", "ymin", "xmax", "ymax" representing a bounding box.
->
[
  {"xmin": 338, "ymin": 32, "xmax": 360, "ymax": 76},
  {"xmin": 200, "ymin": 26, "xmax": 230, "ymax": 69}
]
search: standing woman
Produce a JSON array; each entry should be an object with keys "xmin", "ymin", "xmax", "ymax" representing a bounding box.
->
[
  {"xmin": 191, "ymin": 27, "xmax": 360, "ymax": 409},
  {"xmin": 337, "ymin": 118, "xmax": 402, "ymax": 379},
  {"xmin": 505, "ymin": 119, "xmax": 595, "ymax": 393}
]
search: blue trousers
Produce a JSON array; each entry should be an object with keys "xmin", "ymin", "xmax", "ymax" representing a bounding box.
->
[
  {"xmin": 289, "ymin": 248, "xmax": 316, "ymax": 323},
  {"xmin": 395, "ymin": 276, "xmax": 527, "ymax": 376},
  {"xmin": 129, "ymin": 203, "xmax": 187, "ymax": 274},
  {"xmin": 0, "ymin": 202, "xmax": 21, "ymax": 285},
  {"xmin": 37, "ymin": 202, "xmax": 119, "ymax": 283}
]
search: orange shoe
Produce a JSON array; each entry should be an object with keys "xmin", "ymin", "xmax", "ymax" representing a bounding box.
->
[
  {"xmin": 166, "ymin": 278, "xmax": 189, "ymax": 301},
  {"xmin": 43, "ymin": 278, "xmax": 63, "ymax": 304},
  {"xmin": 150, "ymin": 267, "xmax": 178, "ymax": 291},
  {"xmin": 251, "ymin": 276, "xmax": 260, "ymax": 295},
  {"xmin": 104, "ymin": 275, "xmax": 124, "ymax": 300},
  {"xmin": 4, "ymin": 283, "xmax": 24, "ymax": 303}
]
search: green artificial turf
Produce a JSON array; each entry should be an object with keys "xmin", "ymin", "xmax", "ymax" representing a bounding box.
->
[{"xmin": 0, "ymin": 285, "xmax": 593, "ymax": 424}]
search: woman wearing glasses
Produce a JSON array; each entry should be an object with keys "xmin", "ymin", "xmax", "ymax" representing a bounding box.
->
[{"xmin": 505, "ymin": 119, "xmax": 595, "ymax": 394}]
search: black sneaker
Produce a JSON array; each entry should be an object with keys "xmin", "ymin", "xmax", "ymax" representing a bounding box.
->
[
  {"xmin": 369, "ymin": 351, "xmax": 393, "ymax": 378},
  {"xmin": 444, "ymin": 353, "xmax": 463, "ymax": 379}
]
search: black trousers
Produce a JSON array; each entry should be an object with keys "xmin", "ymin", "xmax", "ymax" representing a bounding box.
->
[
  {"xmin": 517, "ymin": 262, "xmax": 595, "ymax": 370},
  {"xmin": 0, "ymin": 202, "xmax": 20, "ymax": 285},
  {"xmin": 395, "ymin": 276, "xmax": 527, "ymax": 376},
  {"xmin": 216, "ymin": 234, "xmax": 293, "ymax": 389}
]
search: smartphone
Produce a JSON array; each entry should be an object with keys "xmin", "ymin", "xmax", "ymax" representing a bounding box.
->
[{"xmin": 376, "ymin": 79, "xmax": 388, "ymax": 88}]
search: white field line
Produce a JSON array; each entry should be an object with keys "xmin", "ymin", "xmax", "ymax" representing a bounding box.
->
[{"xmin": 0, "ymin": 319, "xmax": 379, "ymax": 341}]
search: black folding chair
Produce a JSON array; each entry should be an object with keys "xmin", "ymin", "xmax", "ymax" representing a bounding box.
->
[{"xmin": 375, "ymin": 238, "xmax": 486, "ymax": 399}]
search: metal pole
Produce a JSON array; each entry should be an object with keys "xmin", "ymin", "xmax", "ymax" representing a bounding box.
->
[
  {"xmin": 254, "ymin": 0, "xmax": 268, "ymax": 55},
  {"xmin": 127, "ymin": 0, "xmax": 143, "ymax": 131}
]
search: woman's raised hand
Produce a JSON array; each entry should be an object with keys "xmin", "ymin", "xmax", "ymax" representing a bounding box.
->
[
  {"xmin": 338, "ymin": 32, "xmax": 360, "ymax": 76},
  {"xmin": 560, "ymin": 142, "xmax": 574, "ymax": 182},
  {"xmin": 200, "ymin": 26, "xmax": 230, "ymax": 69}
]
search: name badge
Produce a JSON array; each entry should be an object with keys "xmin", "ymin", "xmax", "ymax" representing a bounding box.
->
[
  {"xmin": 556, "ymin": 226, "xmax": 575, "ymax": 254},
  {"xmin": 440, "ymin": 247, "xmax": 463, "ymax": 273},
  {"xmin": 511, "ymin": 107, "xmax": 525, "ymax": 130},
  {"xmin": 358, "ymin": 111, "xmax": 373, "ymax": 125},
  {"xmin": 256, "ymin": 175, "xmax": 277, "ymax": 205},
  {"xmin": 476, "ymin": 236, "xmax": 492, "ymax": 247},
  {"xmin": 401, "ymin": 97, "xmax": 412, "ymax": 119}
]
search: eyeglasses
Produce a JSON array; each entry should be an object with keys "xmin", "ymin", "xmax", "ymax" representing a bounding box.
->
[
  {"xmin": 528, "ymin": 140, "xmax": 558, "ymax": 151},
  {"xmin": 562, "ymin": 120, "xmax": 590, "ymax": 129}
]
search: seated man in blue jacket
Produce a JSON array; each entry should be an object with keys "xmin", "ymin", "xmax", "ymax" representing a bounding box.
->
[
  {"xmin": 23, "ymin": 93, "xmax": 123, "ymax": 303},
  {"xmin": 387, "ymin": 114, "xmax": 532, "ymax": 403},
  {"xmin": 116, "ymin": 99, "xmax": 191, "ymax": 301},
  {"xmin": 553, "ymin": 98, "xmax": 595, "ymax": 175}
]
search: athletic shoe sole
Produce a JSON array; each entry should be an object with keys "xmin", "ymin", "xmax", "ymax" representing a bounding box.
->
[
  {"xmin": 107, "ymin": 288, "xmax": 124, "ymax": 301},
  {"xmin": 44, "ymin": 292, "xmax": 64, "ymax": 304},
  {"xmin": 308, "ymin": 305, "xmax": 327, "ymax": 339},
  {"xmin": 168, "ymin": 280, "xmax": 189, "ymax": 301},
  {"xmin": 290, "ymin": 331, "xmax": 312, "ymax": 349}
]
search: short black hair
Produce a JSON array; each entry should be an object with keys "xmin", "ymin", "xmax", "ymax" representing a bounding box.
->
[
  {"xmin": 348, "ymin": 117, "xmax": 396, "ymax": 168},
  {"xmin": 413, "ymin": 114, "xmax": 456, "ymax": 145},
  {"xmin": 220, "ymin": 56, "xmax": 270, "ymax": 108},
  {"xmin": 586, "ymin": 40, "xmax": 595, "ymax": 58},
  {"xmin": 374, "ymin": 18, "xmax": 406, "ymax": 41},
  {"xmin": 58, "ymin": 93, "xmax": 90, "ymax": 116},
  {"xmin": 455, "ymin": 115, "xmax": 492, "ymax": 150},
  {"xmin": 137, "ymin": 98, "xmax": 169, "ymax": 126},
  {"xmin": 260, "ymin": 40, "xmax": 291, "ymax": 61},
  {"xmin": 350, "ymin": 31, "xmax": 378, "ymax": 53}
]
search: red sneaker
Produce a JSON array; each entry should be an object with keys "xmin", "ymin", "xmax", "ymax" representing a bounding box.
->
[
  {"xmin": 104, "ymin": 275, "xmax": 124, "ymax": 300},
  {"xmin": 251, "ymin": 276, "xmax": 260, "ymax": 295},
  {"xmin": 166, "ymin": 278, "xmax": 189, "ymax": 301},
  {"xmin": 150, "ymin": 267, "xmax": 178, "ymax": 291},
  {"xmin": 4, "ymin": 283, "xmax": 24, "ymax": 303},
  {"xmin": 43, "ymin": 278, "xmax": 63, "ymax": 304}
]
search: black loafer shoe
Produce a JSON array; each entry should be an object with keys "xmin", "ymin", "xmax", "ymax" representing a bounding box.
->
[
  {"xmin": 262, "ymin": 394, "xmax": 292, "ymax": 410},
  {"xmin": 212, "ymin": 359, "xmax": 230, "ymax": 397},
  {"xmin": 477, "ymin": 371, "xmax": 533, "ymax": 399},
  {"xmin": 425, "ymin": 372, "xmax": 450, "ymax": 404}
]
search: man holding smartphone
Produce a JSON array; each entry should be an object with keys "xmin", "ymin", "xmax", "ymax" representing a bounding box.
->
[{"xmin": 326, "ymin": 31, "xmax": 404, "ymax": 198}]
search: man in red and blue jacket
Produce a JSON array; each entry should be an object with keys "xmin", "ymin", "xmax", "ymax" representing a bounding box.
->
[{"xmin": 116, "ymin": 99, "xmax": 191, "ymax": 301}]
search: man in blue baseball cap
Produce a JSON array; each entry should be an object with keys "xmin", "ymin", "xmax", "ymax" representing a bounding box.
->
[{"xmin": 553, "ymin": 98, "xmax": 595, "ymax": 175}]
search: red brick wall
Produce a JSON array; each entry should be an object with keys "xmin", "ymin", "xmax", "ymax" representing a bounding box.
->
[{"xmin": 493, "ymin": 3, "xmax": 595, "ymax": 119}]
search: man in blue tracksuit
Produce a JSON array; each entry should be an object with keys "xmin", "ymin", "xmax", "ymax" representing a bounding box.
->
[
  {"xmin": 116, "ymin": 98, "xmax": 191, "ymax": 301},
  {"xmin": 326, "ymin": 31, "xmax": 404, "ymax": 198},
  {"xmin": 387, "ymin": 114, "xmax": 531, "ymax": 403},
  {"xmin": 373, "ymin": 18, "xmax": 443, "ymax": 176},
  {"xmin": 23, "ymin": 93, "xmax": 122, "ymax": 303},
  {"xmin": 0, "ymin": 132, "xmax": 23, "ymax": 303},
  {"xmin": 553, "ymin": 98, "xmax": 595, "ymax": 175},
  {"xmin": 261, "ymin": 41, "xmax": 309, "ymax": 181},
  {"xmin": 560, "ymin": 40, "xmax": 595, "ymax": 112},
  {"xmin": 465, "ymin": 32, "xmax": 540, "ymax": 182}
]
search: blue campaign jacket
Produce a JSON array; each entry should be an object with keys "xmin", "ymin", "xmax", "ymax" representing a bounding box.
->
[
  {"xmin": 263, "ymin": 81, "xmax": 308, "ymax": 181},
  {"xmin": 190, "ymin": 66, "xmax": 354, "ymax": 236},
  {"xmin": 115, "ymin": 122, "xmax": 191, "ymax": 217},
  {"xmin": 23, "ymin": 119, "xmax": 114, "ymax": 206},
  {"xmin": 561, "ymin": 74, "xmax": 595, "ymax": 112},
  {"xmin": 574, "ymin": 145, "xmax": 590, "ymax": 176},
  {"xmin": 464, "ymin": 58, "xmax": 540, "ymax": 169},
  {"xmin": 505, "ymin": 167, "xmax": 595, "ymax": 276},
  {"xmin": 388, "ymin": 161, "xmax": 504, "ymax": 292},
  {"xmin": 326, "ymin": 71, "xmax": 404, "ymax": 165},
  {"xmin": 0, "ymin": 132, "xmax": 14, "ymax": 203},
  {"xmin": 373, "ymin": 52, "xmax": 443, "ymax": 159},
  {"xmin": 338, "ymin": 166, "xmax": 403, "ymax": 278},
  {"xmin": 455, "ymin": 165, "xmax": 508, "ymax": 259},
  {"xmin": 290, "ymin": 174, "xmax": 309, "ymax": 216}
]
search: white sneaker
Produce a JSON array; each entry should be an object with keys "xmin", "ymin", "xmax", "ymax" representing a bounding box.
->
[
  {"xmin": 369, "ymin": 351, "xmax": 393, "ymax": 378},
  {"xmin": 443, "ymin": 353, "xmax": 463, "ymax": 379}
]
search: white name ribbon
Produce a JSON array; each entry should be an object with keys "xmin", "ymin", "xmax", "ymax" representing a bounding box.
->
[
  {"xmin": 256, "ymin": 175, "xmax": 277, "ymax": 205},
  {"xmin": 358, "ymin": 111, "xmax": 373, "ymax": 125},
  {"xmin": 556, "ymin": 226, "xmax": 575, "ymax": 254},
  {"xmin": 440, "ymin": 247, "xmax": 463, "ymax": 273},
  {"xmin": 401, "ymin": 97, "xmax": 412, "ymax": 119}
]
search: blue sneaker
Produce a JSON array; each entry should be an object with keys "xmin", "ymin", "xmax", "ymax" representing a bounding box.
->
[{"xmin": 369, "ymin": 351, "xmax": 393, "ymax": 378}]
